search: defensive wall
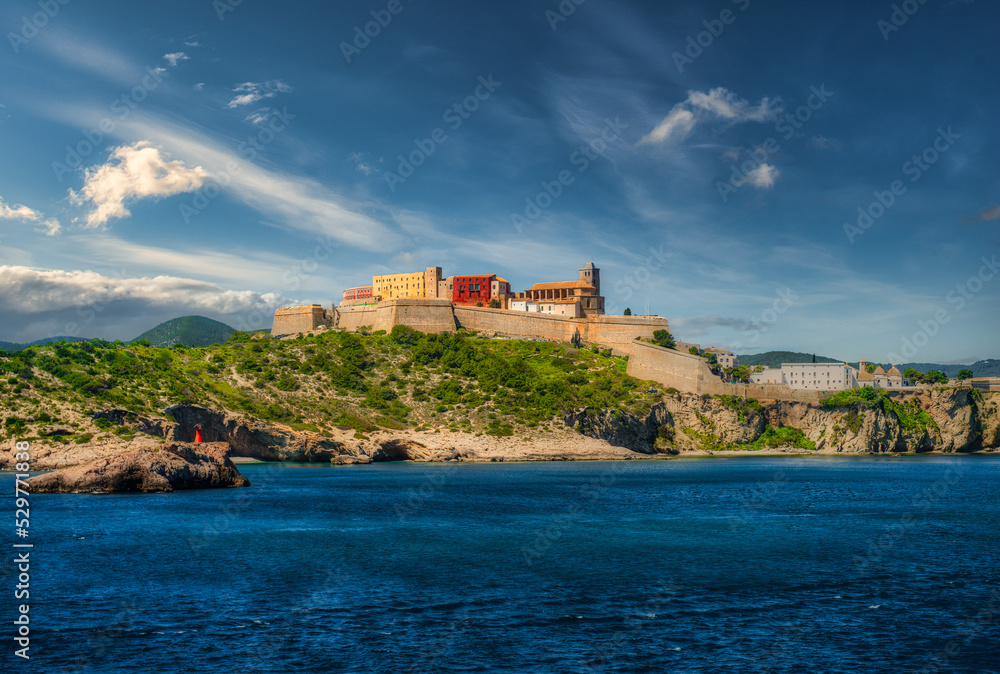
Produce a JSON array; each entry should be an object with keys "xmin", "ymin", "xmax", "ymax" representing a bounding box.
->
[
  {"xmin": 622, "ymin": 341, "xmax": 826, "ymax": 402},
  {"xmin": 274, "ymin": 300, "xmax": 853, "ymax": 403},
  {"xmin": 272, "ymin": 305, "xmax": 331, "ymax": 336}
]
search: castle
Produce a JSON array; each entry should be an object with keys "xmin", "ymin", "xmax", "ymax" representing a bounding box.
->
[{"xmin": 333, "ymin": 263, "xmax": 602, "ymax": 316}]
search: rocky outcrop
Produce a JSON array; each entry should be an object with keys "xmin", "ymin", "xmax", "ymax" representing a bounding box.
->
[
  {"xmin": 564, "ymin": 403, "xmax": 673, "ymax": 454},
  {"xmin": 28, "ymin": 442, "xmax": 250, "ymax": 493}
]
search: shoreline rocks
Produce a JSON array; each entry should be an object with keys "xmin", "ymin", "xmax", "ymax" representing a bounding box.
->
[{"xmin": 27, "ymin": 442, "xmax": 250, "ymax": 493}]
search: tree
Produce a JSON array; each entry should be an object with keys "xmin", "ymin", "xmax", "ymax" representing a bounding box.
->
[
  {"xmin": 811, "ymin": 354, "xmax": 816, "ymax": 363},
  {"xmin": 904, "ymin": 368, "xmax": 919, "ymax": 380},
  {"xmin": 726, "ymin": 364, "xmax": 752, "ymax": 382},
  {"xmin": 957, "ymin": 369, "xmax": 973, "ymax": 381},
  {"xmin": 624, "ymin": 308, "xmax": 632, "ymax": 316},
  {"xmin": 488, "ymin": 299, "xmax": 500, "ymax": 309},
  {"xmin": 925, "ymin": 370, "xmax": 948, "ymax": 384},
  {"xmin": 688, "ymin": 346, "xmax": 700, "ymax": 355},
  {"xmin": 651, "ymin": 330, "xmax": 676, "ymax": 349},
  {"xmin": 867, "ymin": 363, "xmax": 876, "ymax": 373}
]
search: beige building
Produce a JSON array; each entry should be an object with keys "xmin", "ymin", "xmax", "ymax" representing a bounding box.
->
[
  {"xmin": 703, "ymin": 347, "xmax": 737, "ymax": 369},
  {"xmin": 853, "ymin": 360, "xmax": 908, "ymax": 389},
  {"xmin": 373, "ymin": 266, "xmax": 442, "ymax": 301},
  {"xmin": 518, "ymin": 263, "xmax": 606, "ymax": 317}
]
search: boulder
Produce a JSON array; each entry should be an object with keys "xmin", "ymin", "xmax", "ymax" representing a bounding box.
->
[{"xmin": 28, "ymin": 442, "xmax": 250, "ymax": 493}]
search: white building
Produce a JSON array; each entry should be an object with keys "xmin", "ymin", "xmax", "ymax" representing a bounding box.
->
[
  {"xmin": 508, "ymin": 299, "xmax": 581, "ymax": 317},
  {"xmin": 749, "ymin": 363, "xmax": 853, "ymax": 390}
]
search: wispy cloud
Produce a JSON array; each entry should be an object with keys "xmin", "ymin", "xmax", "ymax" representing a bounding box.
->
[
  {"xmin": 639, "ymin": 87, "xmax": 781, "ymax": 146},
  {"xmin": 349, "ymin": 152, "xmax": 376, "ymax": 176},
  {"xmin": 809, "ymin": 136, "xmax": 843, "ymax": 151},
  {"xmin": 163, "ymin": 52, "xmax": 190, "ymax": 67},
  {"xmin": 0, "ymin": 197, "xmax": 61, "ymax": 236},
  {"xmin": 68, "ymin": 142, "xmax": 210, "ymax": 228},
  {"xmin": 744, "ymin": 163, "xmax": 780, "ymax": 189},
  {"xmin": 966, "ymin": 204, "xmax": 1000, "ymax": 223},
  {"xmin": 227, "ymin": 80, "xmax": 292, "ymax": 108}
]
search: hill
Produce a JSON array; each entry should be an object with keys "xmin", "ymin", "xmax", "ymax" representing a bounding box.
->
[
  {"xmin": 132, "ymin": 316, "xmax": 236, "ymax": 348},
  {"xmin": 0, "ymin": 336, "xmax": 92, "ymax": 352},
  {"xmin": 738, "ymin": 352, "xmax": 1000, "ymax": 378},
  {"xmin": 736, "ymin": 351, "xmax": 841, "ymax": 368}
]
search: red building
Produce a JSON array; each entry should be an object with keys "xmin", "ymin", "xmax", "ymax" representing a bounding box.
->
[
  {"xmin": 341, "ymin": 285, "xmax": 374, "ymax": 306},
  {"xmin": 452, "ymin": 274, "xmax": 511, "ymax": 306},
  {"xmin": 452, "ymin": 275, "xmax": 493, "ymax": 306}
]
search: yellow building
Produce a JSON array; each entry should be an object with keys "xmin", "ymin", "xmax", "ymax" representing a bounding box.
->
[{"xmin": 372, "ymin": 267, "xmax": 442, "ymax": 301}]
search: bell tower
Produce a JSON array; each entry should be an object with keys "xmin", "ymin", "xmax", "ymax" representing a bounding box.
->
[{"xmin": 579, "ymin": 262, "xmax": 600, "ymax": 294}]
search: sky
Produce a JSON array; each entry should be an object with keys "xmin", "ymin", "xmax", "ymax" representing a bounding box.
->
[{"xmin": 0, "ymin": 0, "xmax": 997, "ymax": 363}]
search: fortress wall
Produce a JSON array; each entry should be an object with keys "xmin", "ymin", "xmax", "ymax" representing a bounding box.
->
[
  {"xmin": 624, "ymin": 341, "xmax": 824, "ymax": 402},
  {"xmin": 272, "ymin": 305, "xmax": 328, "ymax": 336},
  {"xmin": 388, "ymin": 299, "xmax": 457, "ymax": 333},
  {"xmin": 454, "ymin": 306, "xmax": 580, "ymax": 341},
  {"xmin": 453, "ymin": 306, "xmax": 669, "ymax": 345},
  {"xmin": 336, "ymin": 299, "xmax": 456, "ymax": 334}
]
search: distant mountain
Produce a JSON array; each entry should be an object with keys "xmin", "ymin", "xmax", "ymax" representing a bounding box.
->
[
  {"xmin": 0, "ymin": 336, "xmax": 92, "ymax": 352},
  {"xmin": 132, "ymin": 316, "xmax": 236, "ymax": 348},
  {"xmin": 736, "ymin": 351, "xmax": 841, "ymax": 368},
  {"xmin": 737, "ymin": 351, "xmax": 1000, "ymax": 378}
]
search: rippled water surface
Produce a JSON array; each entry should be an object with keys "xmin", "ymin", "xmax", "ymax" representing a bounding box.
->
[{"xmin": 4, "ymin": 455, "xmax": 1000, "ymax": 673}]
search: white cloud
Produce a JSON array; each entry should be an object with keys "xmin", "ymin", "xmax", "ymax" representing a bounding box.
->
[
  {"xmin": 0, "ymin": 265, "xmax": 290, "ymax": 341},
  {"xmin": 0, "ymin": 198, "xmax": 43, "ymax": 222},
  {"xmin": 68, "ymin": 142, "xmax": 210, "ymax": 228},
  {"xmin": 640, "ymin": 87, "xmax": 782, "ymax": 146},
  {"xmin": 183, "ymin": 41, "xmax": 201, "ymax": 47},
  {"xmin": 349, "ymin": 152, "xmax": 376, "ymax": 176},
  {"xmin": 744, "ymin": 163, "xmax": 780, "ymax": 189},
  {"xmin": 638, "ymin": 107, "xmax": 696, "ymax": 145},
  {"xmin": 193, "ymin": 82, "xmax": 205, "ymax": 91},
  {"xmin": 163, "ymin": 52, "xmax": 190, "ymax": 67},
  {"xmin": 0, "ymin": 197, "xmax": 61, "ymax": 236},
  {"xmin": 244, "ymin": 108, "xmax": 273, "ymax": 126},
  {"xmin": 227, "ymin": 80, "xmax": 292, "ymax": 108}
]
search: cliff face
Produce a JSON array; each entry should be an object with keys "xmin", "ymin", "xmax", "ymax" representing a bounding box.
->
[
  {"xmin": 8, "ymin": 392, "xmax": 998, "ymax": 471},
  {"xmin": 648, "ymin": 389, "xmax": 1000, "ymax": 454}
]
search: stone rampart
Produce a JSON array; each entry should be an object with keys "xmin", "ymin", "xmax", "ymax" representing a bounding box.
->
[
  {"xmin": 454, "ymin": 306, "xmax": 668, "ymax": 345},
  {"xmin": 623, "ymin": 340, "xmax": 825, "ymax": 401},
  {"xmin": 272, "ymin": 305, "xmax": 330, "ymax": 336},
  {"xmin": 335, "ymin": 299, "xmax": 456, "ymax": 334}
]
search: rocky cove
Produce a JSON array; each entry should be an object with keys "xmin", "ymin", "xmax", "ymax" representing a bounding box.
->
[{"xmin": 11, "ymin": 389, "xmax": 999, "ymax": 486}]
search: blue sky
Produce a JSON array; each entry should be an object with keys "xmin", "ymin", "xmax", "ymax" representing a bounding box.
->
[{"xmin": 0, "ymin": 0, "xmax": 997, "ymax": 363}]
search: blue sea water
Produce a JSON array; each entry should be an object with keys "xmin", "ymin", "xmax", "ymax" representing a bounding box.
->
[{"xmin": 3, "ymin": 456, "xmax": 1000, "ymax": 673}]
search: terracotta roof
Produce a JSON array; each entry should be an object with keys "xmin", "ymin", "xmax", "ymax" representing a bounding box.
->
[
  {"xmin": 874, "ymin": 366, "xmax": 886, "ymax": 375},
  {"xmin": 887, "ymin": 365, "xmax": 902, "ymax": 376},
  {"xmin": 495, "ymin": 277, "xmax": 509, "ymax": 283},
  {"xmin": 527, "ymin": 280, "xmax": 597, "ymax": 291}
]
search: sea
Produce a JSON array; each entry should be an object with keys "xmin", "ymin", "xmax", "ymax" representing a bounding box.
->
[{"xmin": 3, "ymin": 455, "xmax": 1000, "ymax": 673}]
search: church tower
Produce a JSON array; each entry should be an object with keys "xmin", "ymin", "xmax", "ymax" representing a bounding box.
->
[{"xmin": 579, "ymin": 262, "xmax": 600, "ymax": 294}]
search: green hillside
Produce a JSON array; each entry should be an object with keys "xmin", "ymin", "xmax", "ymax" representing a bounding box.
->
[
  {"xmin": 132, "ymin": 316, "xmax": 236, "ymax": 348},
  {"xmin": 0, "ymin": 336, "xmax": 91, "ymax": 353},
  {"xmin": 0, "ymin": 327, "xmax": 655, "ymax": 444}
]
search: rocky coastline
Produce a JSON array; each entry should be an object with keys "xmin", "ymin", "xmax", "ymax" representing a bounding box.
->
[{"xmin": 7, "ymin": 389, "xmax": 998, "ymax": 477}]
